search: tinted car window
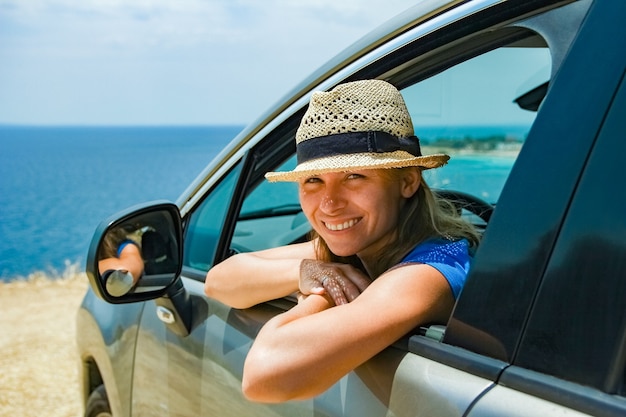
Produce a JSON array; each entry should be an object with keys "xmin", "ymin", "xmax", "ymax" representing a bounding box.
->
[
  {"xmin": 183, "ymin": 161, "xmax": 243, "ymax": 271},
  {"xmin": 514, "ymin": 77, "xmax": 626, "ymax": 394}
]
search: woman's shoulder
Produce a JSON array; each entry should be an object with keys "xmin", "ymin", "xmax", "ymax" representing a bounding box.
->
[
  {"xmin": 402, "ymin": 237, "xmax": 470, "ymax": 263},
  {"xmin": 396, "ymin": 238, "xmax": 471, "ymax": 300}
]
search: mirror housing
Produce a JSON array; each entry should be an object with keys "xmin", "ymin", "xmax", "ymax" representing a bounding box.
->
[
  {"xmin": 514, "ymin": 81, "xmax": 549, "ymax": 111},
  {"xmin": 86, "ymin": 201, "xmax": 183, "ymax": 304}
]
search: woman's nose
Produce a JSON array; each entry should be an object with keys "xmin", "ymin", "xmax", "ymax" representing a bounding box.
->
[{"xmin": 320, "ymin": 188, "xmax": 344, "ymax": 212}]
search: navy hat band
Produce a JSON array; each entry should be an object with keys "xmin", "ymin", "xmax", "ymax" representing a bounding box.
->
[{"xmin": 296, "ymin": 131, "xmax": 422, "ymax": 164}]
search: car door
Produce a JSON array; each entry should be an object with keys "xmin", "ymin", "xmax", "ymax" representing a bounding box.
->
[
  {"xmin": 128, "ymin": 1, "xmax": 594, "ymax": 416},
  {"xmin": 476, "ymin": 20, "xmax": 626, "ymax": 416},
  {"xmin": 458, "ymin": 0, "xmax": 626, "ymax": 415},
  {"xmin": 475, "ymin": 78, "xmax": 626, "ymax": 417}
]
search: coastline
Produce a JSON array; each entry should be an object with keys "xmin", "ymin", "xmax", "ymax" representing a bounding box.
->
[
  {"xmin": 0, "ymin": 271, "xmax": 88, "ymax": 417},
  {"xmin": 421, "ymin": 145, "xmax": 521, "ymax": 159}
]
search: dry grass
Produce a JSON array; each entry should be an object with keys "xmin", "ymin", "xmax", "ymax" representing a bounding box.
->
[{"xmin": 0, "ymin": 264, "xmax": 88, "ymax": 417}]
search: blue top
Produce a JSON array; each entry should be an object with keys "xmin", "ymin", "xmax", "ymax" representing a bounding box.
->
[
  {"xmin": 396, "ymin": 238, "xmax": 471, "ymax": 299},
  {"xmin": 116, "ymin": 239, "xmax": 139, "ymax": 258}
]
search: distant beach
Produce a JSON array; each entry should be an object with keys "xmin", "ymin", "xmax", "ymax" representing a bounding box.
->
[{"xmin": 421, "ymin": 144, "xmax": 521, "ymax": 158}]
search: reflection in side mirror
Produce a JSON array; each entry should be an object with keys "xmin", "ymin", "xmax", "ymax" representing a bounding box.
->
[{"xmin": 86, "ymin": 201, "xmax": 183, "ymax": 304}]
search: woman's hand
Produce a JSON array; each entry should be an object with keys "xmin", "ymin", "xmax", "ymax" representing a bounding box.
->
[{"xmin": 299, "ymin": 259, "xmax": 371, "ymax": 305}]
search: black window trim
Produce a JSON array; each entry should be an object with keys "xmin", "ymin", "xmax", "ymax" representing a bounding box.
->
[{"xmin": 213, "ymin": 149, "xmax": 258, "ymax": 265}]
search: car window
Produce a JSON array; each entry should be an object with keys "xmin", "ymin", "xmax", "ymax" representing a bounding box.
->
[
  {"xmin": 228, "ymin": 33, "xmax": 552, "ymax": 254},
  {"xmin": 513, "ymin": 77, "xmax": 626, "ymax": 395},
  {"xmin": 183, "ymin": 161, "xmax": 243, "ymax": 272},
  {"xmin": 232, "ymin": 156, "xmax": 307, "ymax": 254},
  {"xmin": 405, "ymin": 45, "xmax": 551, "ymax": 206}
]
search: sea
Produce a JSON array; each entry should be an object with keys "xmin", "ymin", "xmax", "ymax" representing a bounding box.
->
[
  {"xmin": 0, "ymin": 125, "xmax": 242, "ymax": 281},
  {"xmin": 0, "ymin": 125, "xmax": 521, "ymax": 281}
]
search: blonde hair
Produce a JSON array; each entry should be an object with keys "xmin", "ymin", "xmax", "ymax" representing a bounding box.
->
[{"xmin": 313, "ymin": 167, "xmax": 480, "ymax": 278}]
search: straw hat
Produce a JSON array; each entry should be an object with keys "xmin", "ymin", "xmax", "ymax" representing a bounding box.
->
[{"xmin": 265, "ymin": 79, "xmax": 449, "ymax": 182}]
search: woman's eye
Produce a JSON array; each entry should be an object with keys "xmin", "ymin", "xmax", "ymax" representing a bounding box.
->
[
  {"xmin": 346, "ymin": 173, "xmax": 365, "ymax": 180},
  {"xmin": 303, "ymin": 177, "xmax": 322, "ymax": 184}
]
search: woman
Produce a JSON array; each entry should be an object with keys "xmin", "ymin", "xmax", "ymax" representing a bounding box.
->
[{"xmin": 205, "ymin": 79, "xmax": 480, "ymax": 402}]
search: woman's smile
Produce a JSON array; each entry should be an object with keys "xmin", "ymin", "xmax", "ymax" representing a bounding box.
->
[{"xmin": 322, "ymin": 218, "xmax": 361, "ymax": 231}]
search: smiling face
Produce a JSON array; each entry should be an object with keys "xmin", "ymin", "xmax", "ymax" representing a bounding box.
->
[{"xmin": 298, "ymin": 168, "xmax": 421, "ymax": 263}]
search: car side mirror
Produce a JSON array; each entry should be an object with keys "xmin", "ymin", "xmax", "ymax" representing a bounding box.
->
[{"xmin": 86, "ymin": 201, "xmax": 183, "ymax": 304}]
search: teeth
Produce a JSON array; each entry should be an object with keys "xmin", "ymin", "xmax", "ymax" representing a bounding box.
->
[{"xmin": 324, "ymin": 218, "xmax": 359, "ymax": 231}]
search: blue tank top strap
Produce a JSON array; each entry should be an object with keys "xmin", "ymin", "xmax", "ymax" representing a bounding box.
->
[{"xmin": 117, "ymin": 239, "xmax": 139, "ymax": 258}]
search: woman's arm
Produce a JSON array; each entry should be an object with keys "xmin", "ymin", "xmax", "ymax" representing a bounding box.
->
[
  {"xmin": 204, "ymin": 241, "xmax": 316, "ymax": 309},
  {"xmin": 205, "ymin": 240, "xmax": 372, "ymax": 309},
  {"xmin": 242, "ymin": 263, "xmax": 455, "ymax": 402},
  {"xmin": 98, "ymin": 242, "xmax": 144, "ymax": 282}
]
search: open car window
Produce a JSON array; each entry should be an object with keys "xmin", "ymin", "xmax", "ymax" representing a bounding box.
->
[
  {"xmin": 232, "ymin": 156, "xmax": 306, "ymax": 254},
  {"xmin": 407, "ymin": 43, "xmax": 551, "ymax": 224},
  {"xmin": 230, "ymin": 33, "xmax": 551, "ymax": 253}
]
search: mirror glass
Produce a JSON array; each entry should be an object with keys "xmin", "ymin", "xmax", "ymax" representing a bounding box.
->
[{"xmin": 96, "ymin": 207, "xmax": 181, "ymax": 298}]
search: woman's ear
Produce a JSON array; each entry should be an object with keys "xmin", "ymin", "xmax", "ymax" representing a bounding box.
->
[{"xmin": 400, "ymin": 168, "xmax": 421, "ymax": 198}]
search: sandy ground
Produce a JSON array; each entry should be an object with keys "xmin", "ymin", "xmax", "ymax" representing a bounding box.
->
[{"xmin": 0, "ymin": 271, "xmax": 88, "ymax": 417}]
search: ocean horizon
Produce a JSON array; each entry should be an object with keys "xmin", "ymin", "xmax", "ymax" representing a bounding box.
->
[
  {"xmin": 0, "ymin": 124, "xmax": 519, "ymax": 280},
  {"xmin": 0, "ymin": 125, "xmax": 243, "ymax": 280}
]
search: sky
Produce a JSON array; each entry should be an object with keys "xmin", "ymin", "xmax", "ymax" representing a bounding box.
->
[{"xmin": 0, "ymin": 0, "xmax": 419, "ymax": 126}]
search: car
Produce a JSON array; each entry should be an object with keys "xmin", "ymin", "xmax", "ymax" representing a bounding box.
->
[{"xmin": 77, "ymin": 0, "xmax": 626, "ymax": 415}]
